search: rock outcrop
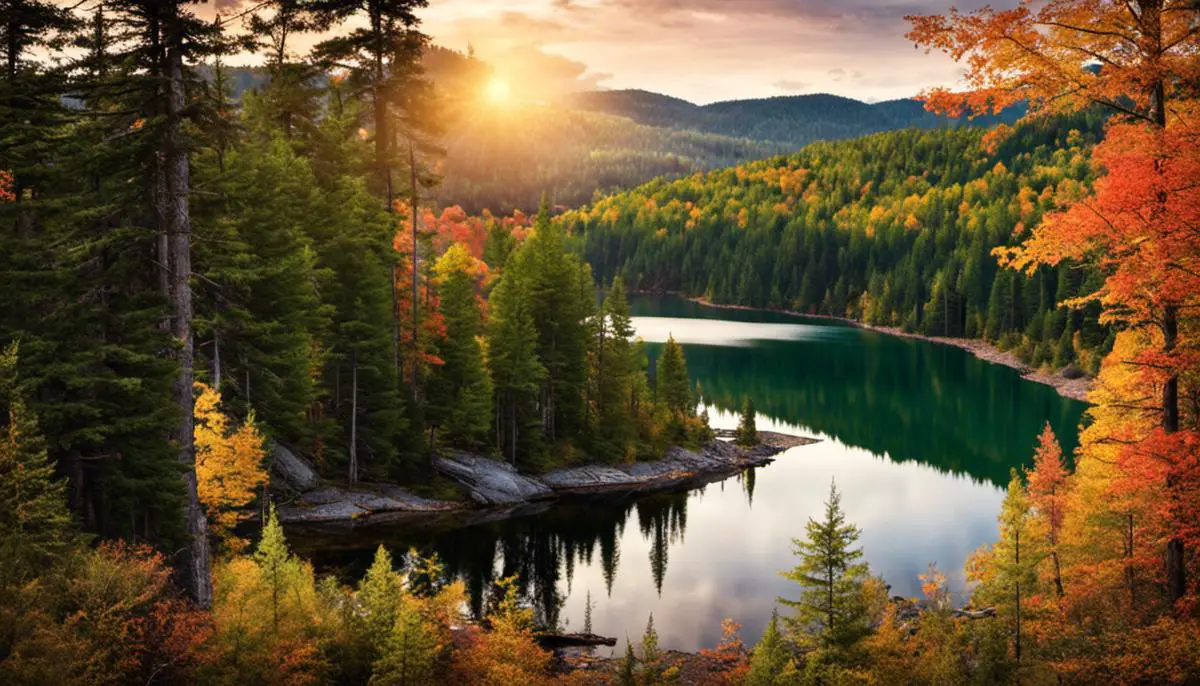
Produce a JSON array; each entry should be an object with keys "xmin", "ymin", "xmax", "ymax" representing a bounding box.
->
[
  {"xmin": 270, "ymin": 442, "xmax": 320, "ymax": 492},
  {"xmin": 277, "ymin": 483, "xmax": 461, "ymax": 524},
  {"xmin": 278, "ymin": 433, "xmax": 819, "ymax": 527},
  {"xmin": 432, "ymin": 451, "xmax": 555, "ymax": 505}
]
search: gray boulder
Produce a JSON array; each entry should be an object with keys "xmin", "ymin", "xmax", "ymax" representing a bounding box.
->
[
  {"xmin": 270, "ymin": 443, "xmax": 320, "ymax": 492},
  {"xmin": 432, "ymin": 451, "xmax": 554, "ymax": 505},
  {"xmin": 277, "ymin": 483, "xmax": 459, "ymax": 524}
]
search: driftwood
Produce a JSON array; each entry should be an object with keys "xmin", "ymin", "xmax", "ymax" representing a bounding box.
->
[
  {"xmin": 536, "ymin": 632, "xmax": 618, "ymax": 648},
  {"xmin": 952, "ymin": 607, "xmax": 997, "ymax": 620}
]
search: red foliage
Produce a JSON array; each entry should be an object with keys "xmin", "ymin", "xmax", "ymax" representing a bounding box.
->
[{"xmin": 0, "ymin": 170, "xmax": 13, "ymax": 202}]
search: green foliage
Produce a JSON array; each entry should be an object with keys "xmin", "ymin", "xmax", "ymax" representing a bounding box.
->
[
  {"xmin": 0, "ymin": 343, "xmax": 79, "ymax": 583},
  {"xmin": 748, "ymin": 610, "xmax": 795, "ymax": 686},
  {"xmin": 565, "ymin": 114, "xmax": 1110, "ymax": 368},
  {"xmin": 428, "ymin": 265, "xmax": 492, "ymax": 450},
  {"xmin": 487, "ymin": 275, "xmax": 546, "ymax": 467},
  {"xmin": 736, "ymin": 396, "xmax": 760, "ymax": 447},
  {"xmin": 779, "ymin": 481, "xmax": 873, "ymax": 651}
]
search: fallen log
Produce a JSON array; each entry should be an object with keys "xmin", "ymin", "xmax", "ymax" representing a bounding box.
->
[{"xmin": 536, "ymin": 631, "xmax": 618, "ymax": 648}]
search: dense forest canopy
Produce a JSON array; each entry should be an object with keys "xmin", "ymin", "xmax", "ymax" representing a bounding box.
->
[
  {"xmin": 1, "ymin": 0, "xmax": 1199, "ymax": 683},
  {"xmin": 566, "ymin": 111, "xmax": 1112, "ymax": 371}
]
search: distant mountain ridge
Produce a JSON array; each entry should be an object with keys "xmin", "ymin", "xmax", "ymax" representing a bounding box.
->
[{"xmin": 563, "ymin": 89, "xmax": 1024, "ymax": 148}]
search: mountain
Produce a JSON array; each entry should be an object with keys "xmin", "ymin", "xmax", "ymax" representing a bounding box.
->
[
  {"xmin": 563, "ymin": 89, "xmax": 1025, "ymax": 148},
  {"xmin": 205, "ymin": 54, "xmax": 1023, "ymax": 213}
]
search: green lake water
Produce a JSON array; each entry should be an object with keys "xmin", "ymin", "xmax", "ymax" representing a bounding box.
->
[{"xmin": 298, "ymin": 294, "xmax": 1087, "ymax": 652}]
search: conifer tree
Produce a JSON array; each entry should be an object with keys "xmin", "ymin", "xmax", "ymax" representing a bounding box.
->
[
  {"xmin": 747, "ymin": 610, "xmax": 793, "ymax": 686},
  {"xmin": 656, "ymin": 335, "xmax": 692, "ymax": 415},
  {"xmin": 487, "ymin": 276, "xmax": 546, "ymax": 466},
  {"xmin": 427, "ymin": 245, "xmax": 491, "ymax": 450},
  {"xmin": 779, "ymin": 480, "xmax": 872, "ymax": 650},
  {"xmin": 736, "ymin": 397, "xmax": 759, "ymax": 447},
  {"xmin": 0, "ymin": 343, "xmax": 78, "ymax": 583},
  {"xmin": 593, "ymin": 277, "xmax": 639, "ymax": 460}
]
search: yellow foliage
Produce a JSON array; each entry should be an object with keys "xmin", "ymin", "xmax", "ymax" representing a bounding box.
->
[{"xmin": 194, "ymin": 382, "xmax": 267, "ymax": 551}]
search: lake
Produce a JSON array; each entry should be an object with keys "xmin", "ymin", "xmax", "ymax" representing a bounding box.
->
[{"xmin": 296, "ymin": 294, "xmax": 1087, "ymax": 652}]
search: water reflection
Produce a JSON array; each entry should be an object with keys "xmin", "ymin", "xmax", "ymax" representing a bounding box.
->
[{"xmin": 293, "ymin": 295, "xmax": 1088, "ymax": 651}]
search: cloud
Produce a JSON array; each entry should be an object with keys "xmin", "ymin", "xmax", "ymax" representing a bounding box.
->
[{"xmin": 772, "ymin": 79, "xmax": 810, "ymax": 93}]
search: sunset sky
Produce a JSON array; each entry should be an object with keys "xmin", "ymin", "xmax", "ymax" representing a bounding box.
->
[
  {"xmin": 416, "ymin": 0, "xmax": 988, "ymax": 104},
  {"xmin": 196, "ymin": 0, "xmax": 992, "ymax": 104}
]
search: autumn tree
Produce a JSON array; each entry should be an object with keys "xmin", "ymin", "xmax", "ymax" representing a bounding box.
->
[
  {"xmin": 194, "ymin": 382, "xmax": 268, "ymax": 551},
  {"xmin": 908, "ymin": 0, "xmax": 1200, "ymax": 607},
  {"xmin": 1026, "ymin": 423, "xmax": 1069, "ymax": 597}
]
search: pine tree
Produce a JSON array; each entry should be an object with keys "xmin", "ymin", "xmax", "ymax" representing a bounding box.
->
[
  {"xmin": 592, "ymin": 277, "xmax": 639, "ymax": 461},
  {"xmin": 0, "ymin": 343, "xmax": 78, "ymax": 583},
  {"xmin": 779, "ymin": 480, "xmax": 872, "ymax": 650},
  {"xmin": 486, "ymin": 275, "xmax": 546, "ymax": 467},
  {"xmin": 656, "ymin": 335, "xmax": 692, "ymax": 414},
  {"xmin": 254, "ymin": 503, "xmax": 308, "ymax": 632},
  {"xmin": 359, "ymin": 545, "xmax": 404, "ymax": 657},
  {"xmin": 736, "ymin": 396, "xmax": 759, "ymax": 447},
  {"xmin": 747, "ymin": 610, "xmax": 793, "ymax": 686},
  {"xmin": 427, "ymin": 245, "xmax": 492, "ymax": 450},
  {"xmin": 193, "ymin": 137, "xmax": 332, "ymax": 452},
  {"xmin": 315, "ymin": 177, "xmax": 408, "ymax": 481},
  {"xmin": 507, "ymin": 204, "xmax": 594, "ymax": 443}
]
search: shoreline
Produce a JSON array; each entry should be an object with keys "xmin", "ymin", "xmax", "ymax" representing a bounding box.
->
[
  {"xmin": 666, "ymin": 292, "xmax": 1093, "ymax": 403},
  {"xmin": 278, "ymin": 431, "xmax": 816, "ymax": 529}
]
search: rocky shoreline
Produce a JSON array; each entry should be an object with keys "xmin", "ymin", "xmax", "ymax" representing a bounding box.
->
[
  {"xmin": 274, "ymin": 432, "xmax": 816, "ymax": 527},
  {"xmin": 673, "ymin": 294, "xmax": 1093, "ymax": 403}
]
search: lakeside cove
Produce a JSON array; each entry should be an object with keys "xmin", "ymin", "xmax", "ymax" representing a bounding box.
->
[{"xmin": 276, "ymin": 431, "xmax": 817, "ymax": 528}]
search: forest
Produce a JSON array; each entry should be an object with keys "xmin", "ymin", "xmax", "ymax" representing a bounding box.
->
[
  {"xmin": 2, "ymin": 0, "xmax": 1200, "ymax": 684},
  {"xmin": 565, "ymin": 113, "xmax": 1113, "ymax": 373}
]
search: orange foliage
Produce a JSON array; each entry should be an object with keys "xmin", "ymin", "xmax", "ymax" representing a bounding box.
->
[
  {"xmin": 697, "ymin": 618, "xmax": 749, "ymax": 684},
  {"xmin": 905, "ymin": 1, "xmax": 1200, "ymax": 121},
  {"xmin": 194, "ymin": 382, "xmax": 267, "ymax": 551},
  {"xmin": 67, "ymin": 542, "xmax": 211, "ymax": 685}
]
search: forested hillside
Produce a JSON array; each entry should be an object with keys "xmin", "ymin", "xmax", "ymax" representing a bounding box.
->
[
  {"xmin": 565, "ymin": 89, "xmax": 1024, "ymax": 147},
  {"xmin": 565, "ymin": 112, "xmax": 1112, "ymax": 371},
  {"xmin": 212, "ymin": 56, "xmax": 1023, "ymax": 213}
]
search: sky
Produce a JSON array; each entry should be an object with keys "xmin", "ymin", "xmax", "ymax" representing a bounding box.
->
[
  {"xmin": 192, "ymin": 0, "xmax": 997, "ymax": 105},
  {"xmin": 415, "ymin": 0, "xmax": 991, "ymax": 104}
]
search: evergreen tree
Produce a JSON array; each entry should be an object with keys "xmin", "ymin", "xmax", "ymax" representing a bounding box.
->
[
  {"xmin": 592, "ymin": 276, "xmax": 639, "ymax": 461},
  {"xmin": 0, "ymin": 343, "xmax": 79, "ymax": 583},
  {"xmin": 427, "ymin": 245, "xmax": 491, "ymax": 450},
  {"xmin": 254, "ymin": 504, "xmax": 308, "ymax": 632},
  {"xmin": 655, "ymin": 335, "xmax": 692, "ymax": 414},
  {"xmin": 486, "ymin": 276, "xmax": 545, "ymax": 467},
  {"xmin": 507, "ymin": 205, "xmax": 594, "ymax": 443},
  {"xmin": 747, "ymin": 610, "xmax": 793, "ymax": 686},
  {"xmin": 193, "ymin": 137, "xmax": 332, "ymax": 451},
  {"xmin": 779, "ymin": 480, "xmax": 872, "ymax": 650},
  {"xmin": 736, "ymin": 396, "xmax": 759, "ymax": 447}
]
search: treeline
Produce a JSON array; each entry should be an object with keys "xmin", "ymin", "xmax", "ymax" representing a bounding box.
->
[
  {"xmin": 564, "ymin": 90, "xmax": 1023, "ymax": 147},
  {"xmin": 565, "ymin": 112, "xmax": 1113, "ymax": 371},
  {"xmin": 432, "ymin": 104, "xmax": 781, "ymax": 214},
  {"xmin": 0, "ymin": 0, "xmax": 716, "ymax": 610}
]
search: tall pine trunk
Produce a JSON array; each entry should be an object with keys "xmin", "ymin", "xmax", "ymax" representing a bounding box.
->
[{"xmin": 164, "ymin": 6, "xmax": 211, "ymax": 608}]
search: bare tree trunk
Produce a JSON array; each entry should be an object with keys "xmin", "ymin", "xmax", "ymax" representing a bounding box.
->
[
  {"xmin": 165, "ymin": 6, "xmax": 211, "ymax": 608},
  {"xmin": 1163, "ymin": 305, "xmax": 1186, "ymax": 605},
  {"xmin": 1015, "ymin": 528, "xmax": 1021, "ymax": 665},
  {"xmin": 350, "ymin": 356, "xmax": 358, "ymax": 484},
  {"xmin": 409, "ymin": 143, "xmax": 420, "ymax": 404}
]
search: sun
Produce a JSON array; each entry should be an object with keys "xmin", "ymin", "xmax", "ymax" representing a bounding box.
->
[{"xmin": 484, "ymin": 77, "xmax": 511, "ymax": 104}]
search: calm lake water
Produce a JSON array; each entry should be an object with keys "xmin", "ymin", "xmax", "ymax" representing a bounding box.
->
[{"xmin": 296, "ymin": 295, "xmax": 1087, "ymax": 652}]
